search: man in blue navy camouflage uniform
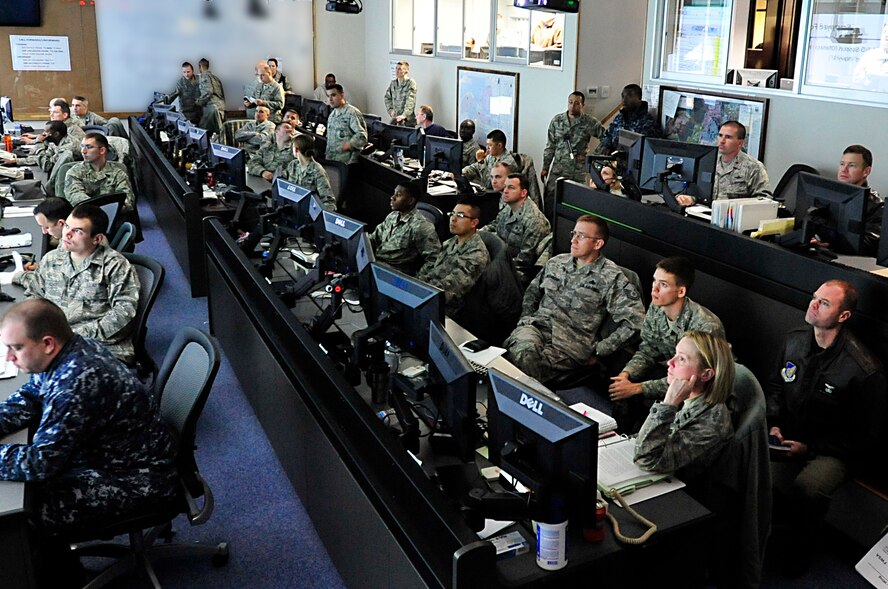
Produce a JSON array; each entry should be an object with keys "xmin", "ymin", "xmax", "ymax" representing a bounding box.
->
[{"xmin": 0, "ymin": 298, "xmax": 177, "ymax": 583}]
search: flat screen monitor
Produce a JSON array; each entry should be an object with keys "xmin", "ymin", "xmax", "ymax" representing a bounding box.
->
[
  {"xmin": 186, "ymin": 126, "xmax": 210, "ymax": 158},
  {"xmin": 273, "ymin": 178, "xmax": 323, "ymax": 230},
  {"xmin": 363, "ymin": 113, "xmax": 382, "ymax": 126},
  {"xmin": 316, "ymin": 209, "xmax": 374, "ymax": 279},
  {"xmin": 487, "ymin": 368, "xmax": 598, "ymax": 527},
  {"xmin": 176, "ymin": 119, "xmax": 192, "ymax": 135},
  {"xmin": 636, "ymin": 138, "xmax": 717, "ymax": 205},
  {"xmin": 513, "ymin": 0, "xmax": 578, "ymax": 13},
  {"xmin": 795, "ymin": 172, "xmax": 870, "ymax": 255},
  {"xmin": 164, "ymin": 110, "xmax": 186, "ymax": 131},
  {"xmin": 284, "ymin": 94, "xmax": 302, "ymax": 113},
  {"xmin": 302, "ymin": 98, "xmax": 331, "ymax": 127},
  {"xmin": 427, "ymin": 320, "xmax": 478, "ymax": 462},
  {"xmin": 379, "ymin": 123, "xmax": 424, "ymax": 160},
  {"xmin": 153, "ymin": 91, "xmax": 168, "ymax": 105},
  {"xmin": 618, "ymin": 129, "xmax": 643, "ymax": 152},
  {"xmin": 0, "ymin": 97, "xmax": 13, "ymax": 124},
  {"xmin": 424, "ymin": 135, "xmax": 464, "ymax": 176},
  {"xmin": 0, "ymin": 1, "xmax": 41, "ymax": 26},
  {"xmin": 365, "ymin": 262, "xmax": 445, "ymax": 358},
  {"xmin": 209, "ymin": 143, "xmax": 247, "ymax": 190},
  {"xmin": 734, "ymin": 68, "xmax": 778, "ymax": 89}
]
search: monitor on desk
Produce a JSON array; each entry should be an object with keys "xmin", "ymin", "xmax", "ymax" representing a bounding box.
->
[
  {"xmin": 0, "ymin": 96, "xmax": 13, "ymax": 124},
  {"xmin": 273, "ymin": 178, "xmax": 323, "ymax": 231},
  {"xmin": 487, "ymin": 368, "xmax": 598, "ymax": 527},
  {"xmin": 316, "ymin": 209, "xmax": 375, "ymax": 279},
  {"xmin": 793, "ymin": 172, "xmax": 871, "ymax": 255},
  {"xmin": 364, "ymin": 262, "xmax": 445, "ymax": 357},
  {"xmin": 152, "ymin": 91, "xmax": 168, "ymax": 105},
  {"xmin": 163, "ymin": 110, "xmax": 186, "ymax": 134},
  {"xmin": 303, "ymin": 98, "xmax": 331, "ymax": 128},
  {"xmin": 427, "ymin": 320, "xmax": 479, "ymax": 463},
  {"xmin": 379, "ymin": 123, "xmax": 425, "ymax": 161},
  {"xmin": 176, "ymin": 118, "xmax": 192, "ymax": 135},
  {"xmin": 634, "ymin": 138, "xmax": 717, "ymax": 207},
  {"xmin": 186, "ymin": 126, "xmax": 210, "ymax": 160},
  {"xmin": 423, "ymin": 135, "xmax": 471, "ymax": 192},
  {"xmin": 209, "ymin": 143, "xmax": 247, "ymax": 190}
]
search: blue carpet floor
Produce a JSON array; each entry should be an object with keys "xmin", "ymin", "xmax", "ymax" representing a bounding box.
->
[{"xmin": 86, "ymin": 197, "xmax": 346, "ymax": 588}]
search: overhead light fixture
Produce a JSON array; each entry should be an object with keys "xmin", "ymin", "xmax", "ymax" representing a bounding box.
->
[{"xmin": 326, "ymin": 0, "xmax": 362, "ymax": 14}]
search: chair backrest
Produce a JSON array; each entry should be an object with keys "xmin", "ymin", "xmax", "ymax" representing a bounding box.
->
[
  {"xmin": 82, "ymin": 124, "xmax": 110, "ymax": 135},
  {"xmin": 319, "ymin": 159, "xmax": 348, "ymax": 209},
  {"xmin": 53, "ymin": 160, "xmax": 79, "ymax": 199},
  {"xmin": 83, "ymin": 191, "xmax": 127, "ymax": 232},
  {"xmin": 415, "ymin": 201, "xmax": 449, "ymax": 242},
  {"xmin": 123, "ymin": 253, "xmax": 165, "ymax": 371},
  {"xmin": 516, "ymin": 153, "xmax": 543, "ymax": 210},
  {"xmin": 156, "ymin": 327, "xmax": 221, "ymax": 496},
  {"xmin": 221, "ymin": 119, "xmax": 251, "ymax": 147},
  {"xmin": 110, "ymin": 221, "xmax": 136, "ymax": 252},
  {"xmin": 774, "ymin": 163, "xmax": 819, "ymax": 213}
]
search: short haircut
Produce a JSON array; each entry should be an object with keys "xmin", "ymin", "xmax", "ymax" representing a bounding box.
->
[
  {"xmin": 397, "ymin": 60, "xmax": 410, "ymax": 69},
  {"xmin": 456, "ymin": 195, "xmax": 482, "ymax": 219},
  {"xmin": 255, "ymin": 105, "xmax": 270, "ymax": 114},
  {"xmin": 325, "ymin": 73, "xmax": 336, "ymax": 81},
  {"xmin": 396, "ymin": 180, "xmax": 423, "ymax": 203},
  {"xmin": 53, "ymin": 100, "xmax": 71, "ymax": 116},
  {"xmin": 459, "ymin": 119, "xmax": 475, "ymax": 131},
  {"xmin": 843, "ymin": 144, "xmax": 873, "ymax": 169},
  {"xmin": 825, "ymin": 279, "xmax": 858, "ymax": 314},
  {"xmin": 327, "ymin": 84, "xmax": 344, "ymax": 95},
  {"xmin": 182, "ymin": 61, "xmax": 193, "ymax": 69},
  {"xmin": 487, "ymin": 129, "xmax": 507, "ymax": 145},
  {"xmin": 1, "ymin": 298, "xmax": 73, "ymax": 344},
  {"xmin": 623, "ymin": 84, "xmax": 642, "ymax": 99},
  {"xmin": 721, "ymin": 120, "xmax": 747, "ymax": 140},
  {"xmin": 199, "ymin": 58, "xmax": 210, "ymax": 69},
  {"xmin": 656, "ymin": 256, "xmax": 695, "ymax": 289},
  {"xmin": 267, "ymin": 57, "xmax": 278, "ymax": 66},
  {"xmin": 293, "ymin": 134, "xmax": 315, "ymax": 157},
  {"xmin": 34, "ymin": 197, "xmax": 73, "ymax": 223},
  {"xmin": 576, "ymin": 214, "xmax": 609, "ymax": 243},
  {"xmin": 507, "ymin": 173, "xmax": 528, "ymax": 192},
  {"xmin": 46, "ymin": 120, "xmax": 67, "ymax": 137},
  {"xmin": 84, "ymin": 132, "xmax": 109, "ymax": 151},
  {"xmin": 70, "ymin": 204, "xmax": 109, "ymax": 237},
  {"xmin": 276, "ymin": 121, "xmax": 293, "ymax": 133},
  {"xmin": 72, "ymin": 95, "xmax": 87, "ymax": 104},
  {"xmin": 282, "ymin": 106, "xmax": 300, "ymax": 118},
  {"xmin": 419, "ymin": 105, "xmax": 434, "ymax": 121},
  {"xmin": 569, "ymin": 90, "xmax": 586, "ymax": 103},
  {"xmin": 685, "ymin": 331, "xmax": 735, "ymax": 405}
]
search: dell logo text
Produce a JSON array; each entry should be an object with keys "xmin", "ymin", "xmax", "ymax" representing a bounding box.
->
[{"xmin": 519, "ymin": 393, "xmax": 544, "ymax": 416}]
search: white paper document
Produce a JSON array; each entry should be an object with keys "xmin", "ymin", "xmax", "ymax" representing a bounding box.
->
[
  {"xmin": 857, "ymin": 532, "xmax": 888, "ymax": 587},
  {"xmin": 0, "ymin": 233, "xmax": 31, "ymax": 249}
]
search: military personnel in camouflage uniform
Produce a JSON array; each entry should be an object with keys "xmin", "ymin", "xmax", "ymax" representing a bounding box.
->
[
  {"xmin": 634, "ymin": 331, "xmax": 735, "ymax": 474},
  {"xmin": 14, "ymin": 205, "xmax": 140, "ymax": 364},
  {"xmin": 64, "ymin": 133, "xmax": 135, "ymax": 209},
  {"xmin": 247, "ymin": 122, "xmax": 295, "ymax": 181},
  {"xmin": 709, "ymin": 121, "xmax": 771, "ymax": 201},
  {"xmin": 368, "ymin": 181, "xmax": 441, "ymax": 276},
  {"xmin": 541, "ymin": 91, "xmax": 605, "ymax": 208},
  {"xmin": 267, "ymin": 57, "xmax": 293, "ymax": 94},
  {"xmin": 245, "ymin": 65, "xmax": 285, "ymax": 122},
  {"xmin": 385, "ymin": 61, "xmax": 418, "ymax": 126},
  {"xmin": 418, "ymin": 199, "xmax": 490, "ymax": 316},
  {"xmin": 325, "ymin": 84, "xmax": 368, "ymax": 166},
  {"xmin": 504, "ymin": 215, "xmax": 645, "ymax": 382},
  {"xmin": 196, "ymin": 58, "xmax": 226, "ymax": 137},
  {"xmin": 4, "ymin": 121, "xmax": 79, "ymax": 173},
  {"xmin": 281, "ymin": 134, "xmax": 337, "ymax": 211},
  {"xmin": 70, "ymin": 96, "xmax": 107, "ymax": 127},
  {"xmin": 481, "ymin": 173, "xmax": 550, "ymax": 285},
  {"xmin": 462, "ymin": 129, "xmax": 518, "ymax": 190},
  {"xmin": 168, "ymin": 62, "xmax": 202, "ymax": 124},
  {"xmin": 234, "ymin": 106, "xmax": 275, "ymax": 155},
  {"xmin": 0, "ymin": 299, "xmax": 176, "ymax": 535},
  {"xmin": 609, "ymin": 257, "xmax": 724, "ymax": 429},
  {"xmin": 459, "ymin": 120, "xmax": 480, "ymax": 167},
  {"xmin": 598, "ymin": 84, "xmax": 660, "ymax": 154}
]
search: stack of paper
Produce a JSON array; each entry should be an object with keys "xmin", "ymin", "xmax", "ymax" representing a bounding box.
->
[{"xmin": 569, "ymin": 402, "xmax": 617, "ymax": 434}]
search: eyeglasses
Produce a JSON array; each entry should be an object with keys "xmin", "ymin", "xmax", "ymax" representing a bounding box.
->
[
  {"xmin": 569, "ymin": 231, "xmax": 603, "ymax": 242},
  {"xmin": 448, "ymin": 211, "xmax": 477, "ymax": 220},
  {"xmin": 80, "ymin": 144, "xmax": 99, "ymax": 150}
]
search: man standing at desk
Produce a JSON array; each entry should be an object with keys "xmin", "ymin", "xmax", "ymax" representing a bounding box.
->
[
  {"xmin": 504, "ymin": 215, "xmax": 644, "ymax": 381},
  {"xmin": 325, "ymin": 84, "xmax": 368, "ymax": 166},
  {"xmin": 234, "ymin": 106, "xmax": 275, "ymax": 155},
  {"xmin": 710, "ymin": 121, "xmax": 772, "ymax": 201},
  {"xmin": 540, "ymin": 91, "xmax": 604, "ymax": 207},
  {"xmin": 385, "ymin": 61, "xmax": 418, "ymax": 126},
  {"xmin": 0, "ymin": 299, "xmax": 175, "ymax": 568},
  {"xmin": 368, "ymin": 181, "xmax": 441, "ymax": 276},
  {"xmin": 64, "ymin": 132, "xmax": 135, "ymax": 209},
  {"xmin": 418, "ymin": 198, "xmax": 489, "ymax": 316},
  {"xmin": 462, "ymin": 129, "xmax": 517, "ymax": 191},
  {"xmin": 766, "ymin": 280, "xmax": 886, "ymax": 571},
  {"xmin": 15, "ymin": 205, "xmax": 140, "ymax": 364},
  {"xmin": 168, "ymin": 62, "xmax": 201, "ymax": 125},
  {"xmin": 196, "ymin": 58, "xmax": 225, "ymax": 137},
  {"xmin": 247, "ymin": 121, "xmax": 295, "ymax": 181}
]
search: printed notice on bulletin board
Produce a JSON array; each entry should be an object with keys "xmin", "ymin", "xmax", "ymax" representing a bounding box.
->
[{"xmin": 10, "ymin": 35, "xmax": 71, "ymax": 72}]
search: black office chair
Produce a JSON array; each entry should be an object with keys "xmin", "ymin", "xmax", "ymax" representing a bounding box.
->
[
  {"xmin": 109, "ymin": 222, "xmax": 137, "ymax": 253},
  {"xmin": 319, "ymin": 159, "xmax": 349, "ymax": 210},
  {"xmin": 71, "ymin": 327, "xmax": 227, "ymax": 589},
  {"xmin": 83, "ymin": 192, "xmax": 128, "ymax": 235},
  {"xmin": 82, "ymin": 124, "xmax": 111, "ymax": 136},
  {"xmin": 415, "ymin": 201, "xmax": 448, "ymax": 242},
  {"xmin": 123, "ymin": 253, "xmax": 165, "ymax": 381}
]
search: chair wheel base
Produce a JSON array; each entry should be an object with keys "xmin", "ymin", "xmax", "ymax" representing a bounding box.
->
[{"xmin": 212, "ymin": 542, "xmax": 230, "ymax": 567}]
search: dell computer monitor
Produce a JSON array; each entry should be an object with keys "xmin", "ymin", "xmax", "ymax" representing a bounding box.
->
[
  {"xmin": 365, "ymin": 262, "xmax": 445, "ymax": 357},
  {"xmin": 636, "ymin": 138, "xmax": 718, "ymax": 205},
  {"xmin": 795, "ymin": 172, "xmax": 871, "ymax": 255},
  {"xmin": 316, "ymin": 209, "xmax": 375, "ymax": 278},
  {"xmin": 176, "ymin": 118, "xmax": 192, "ymax": 135},
  {"xmin": 302, "ymin": 98, "xmax": 331, "ymax": 128},
  {"xmin": 424, "ymin": 135, "xmax": 464, "ymax": 175},
  {"xmin": 427, "ymin": 320, "xmax": 479, "ymax": 462},
  {"xmin": 379, "ymin": 123, "xmax": 424, "ymax": 160},
  {"xmin": 273, "ymin": 178, "xmax": 323, "ymax": 230},
  {"xmin": 209, "ymin": 143, "xmax": 247, "ymax": 190},
  {"xmin": 186, "ymin": 126, "xmax": 210, "ymax": 158},
  {"xmin": 164, "ymin": 110, "xmax": 186, "ymax": 133},
  {"xmin": 487, "ymin": 368, "xmax": 598, "ymax": 527}
]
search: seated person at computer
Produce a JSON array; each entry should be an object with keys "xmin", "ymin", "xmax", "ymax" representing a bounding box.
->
[
  {"xmin": 33, "ymin": 197, "xmax": 74, "ymax": 252},
  {"xmin": 417, "ymin": 197, "xmax": 489, "ymax": 316},
  {"xmin": 0, "ymin": 299, "xmax": 176, "ymax": 584},
  {"xmin": 325, "ymin": 84, "xmax": 368, "ymax": 166},
  {"xmin": 633, "ymin": 331, "xmax": 735, "ymax": 474},
  {"xmin": 766, "ymin": 280, "xmax": 886, "ymax": 569},
  {"xmin": 2, "ymin": 121, "xmax": 79, "ymax": 173},
  {"xmin": 830, "ymin": 144, "xmax": 882, "ymax": 254},
  {"xmin": 462, "ymin": 129, "xmax": 518, "ymax": 191},
  {"xmin": 282, "ymin": 107, "xmax": 302, "ymax": 137},
  {"xmin": 368, "ymin": 181, "xmax": 441, "ymax": 276},
  {"xmin": 20, "ymin": 100, "xmax": 85, "ymax": 145},
  {"xmin": 281, "ymin": 134, "xmax": 336, "ymax": 211},
  {"xmin": 459, "ymin": 119, "xmax": 481, "ymax": 167},
  {"xmin": 71, "ymin": 95, "xmax": 126, "ymax": 138},
  {"xmin": 598, "ymin": 84, "xmax": 659, "ymax": 154},
  {"xmin": 245, "ymin": 64, "xmax": 285, "ymax": 122},
  {"xmin": 234, "ymin": 106, "xmax": 275, "ymax": 155},
  {"xmin": 63, "ymin": 132, "xmax": 135, "ymax": 209},
  {"xmin": 417, "ymin": 105, "xmax": 447, "ymax": 137},
  {"xmin": 504, "ymin": 215, "xmax": 645, "ymax": 381},
  {"xmin": 247, "ymin": 122, "xmax": 295, "ymax": 181},
  {"xmin": 481, "ymin": 173, "xmax": 550, "ymax": 285},
  {"xmin": 314, "ymin": 73, "xmax": 346, "ymax": 102},
  {"xmin": 679, "ymin": 121, "xmax": 771, "ymax": 205},
  {"xmin": 609, "ymin": 257, "xmax": 724, "ymax": 429},
  {"xmin": 14, "ymin": 205, "xmax": 140, "ymax": 364}
]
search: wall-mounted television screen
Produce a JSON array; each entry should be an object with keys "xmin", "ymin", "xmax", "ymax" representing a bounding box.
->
[{"xmin": 0, "ymin": 1, "xmax": 41, "ymax": 27}]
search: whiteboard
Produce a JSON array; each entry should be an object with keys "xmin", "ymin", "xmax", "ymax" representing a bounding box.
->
[
  {"xmin": 94, "ymin": 1, "xmax": 314, "ymax": 112},
  {"xmin": 456, "ymin": 67, "xmax": 520, "ymax": 152}
]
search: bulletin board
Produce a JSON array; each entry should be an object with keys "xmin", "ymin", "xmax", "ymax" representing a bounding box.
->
[{"xmin": 456, "ymin": 67, "xmax": 519, "ymax": 152}]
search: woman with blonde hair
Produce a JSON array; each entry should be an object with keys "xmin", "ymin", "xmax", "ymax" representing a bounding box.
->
[{"xmin": 633, "ymin": 331, "xmax": 735, "ymax": 473}]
